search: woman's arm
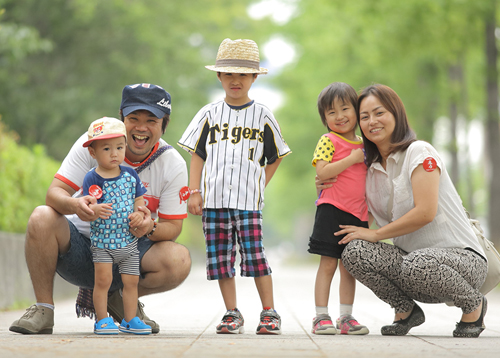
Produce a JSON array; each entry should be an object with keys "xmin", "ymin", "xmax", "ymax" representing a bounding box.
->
[{"xmin": 337, "ymin": 163, "xmax": 440, "ymax": 244}]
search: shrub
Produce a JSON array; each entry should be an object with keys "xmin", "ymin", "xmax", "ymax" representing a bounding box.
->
[{"xmin": 0, "ymin": 118, "xmax": 60, "ymax": 233}]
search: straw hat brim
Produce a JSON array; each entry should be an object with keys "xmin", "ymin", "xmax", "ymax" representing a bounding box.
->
[{"xmin": 205, "ymin": 65, "xmax": 268, "ymax": 74}]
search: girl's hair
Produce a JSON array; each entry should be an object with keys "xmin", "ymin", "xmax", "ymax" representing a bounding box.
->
[
  {"xmin": 357, "ymin": 84, "xmax": 416, "ymax": 165},
  {"xmin": 317, "ymin": 82, "xmax": 358, "ymax": 128}
]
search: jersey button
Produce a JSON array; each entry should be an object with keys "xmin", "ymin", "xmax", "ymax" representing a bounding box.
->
[{"xmin": 228, "ymin": 185, "xmax": 232, "ymax": 189}]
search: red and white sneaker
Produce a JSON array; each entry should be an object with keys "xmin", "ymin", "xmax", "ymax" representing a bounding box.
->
[
  {"xmin": 256, "ymin": 308, "xmax": 281, "ymax": 335},
  {"xmin": 312, "ymin": 314, "xmax": 337, "ymax": 335},
  {"xmin": 216, "ymin": 308, "xmax": 244, "ymax": 334},
  {"xmin": 336, "ymin": 314, "xmax": 369, "ymax": 335}
]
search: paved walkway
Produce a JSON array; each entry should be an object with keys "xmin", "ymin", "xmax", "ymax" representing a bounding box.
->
[{"xmin": 1, "ymin": 263, "xmax": 499, "ymax": 358}]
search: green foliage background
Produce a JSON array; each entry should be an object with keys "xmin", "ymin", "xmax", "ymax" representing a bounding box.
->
[
  {"xmin": 0, "ymin": 119, "xmax": 60, "ymax": 232},
  {"xmin": 0, "ymin": 0, "xmax": 499, "ymax": 250}
]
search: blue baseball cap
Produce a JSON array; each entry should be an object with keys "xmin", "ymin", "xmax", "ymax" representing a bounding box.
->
[{"xmin": 120, "ymin": 83, "xmax": 172, "ymax": 118}]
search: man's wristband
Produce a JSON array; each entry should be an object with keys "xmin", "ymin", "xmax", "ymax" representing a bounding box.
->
[{"xmin": 146, "ymin": 219, "xmax": 157, "ymax": 238}]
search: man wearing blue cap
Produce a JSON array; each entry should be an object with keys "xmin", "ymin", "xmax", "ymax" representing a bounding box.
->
[{"xmin": 10, "ymin": 84, "xmax": 190, "ymax": 335}]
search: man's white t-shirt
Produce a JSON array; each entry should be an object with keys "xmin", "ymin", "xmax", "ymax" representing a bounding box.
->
[{"xmin": 56, "ymin": 133, "xmax": 188, "ymax": 238}]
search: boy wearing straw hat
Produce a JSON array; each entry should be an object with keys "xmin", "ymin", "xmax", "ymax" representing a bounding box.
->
[
  {"xmin": 82, "ymin": 117, "xmax": 151, "ymax": 335},
  {"xmin": 178, "ymin": 38, "xmax": 291, "ymax": 335}
]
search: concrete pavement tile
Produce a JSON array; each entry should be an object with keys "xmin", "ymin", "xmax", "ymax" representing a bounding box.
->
[{"xmin": 1, "ymin": 263, "xmax": 500, "ymax": 358}]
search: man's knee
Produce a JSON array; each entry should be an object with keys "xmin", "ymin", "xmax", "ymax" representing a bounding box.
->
[
  {"xmin": 27, "ymin": 206, "xmax": 62, "ymax": 236},
  {"xmin": 28, "ymin": 206, "xmax": 52, "ymax": 231},
  {"xmin": 26, "ymin": 205, "xmax": 70, "ymax": 253},
  {"xmin": 162, "ymin": 241, "xmax": 191, "ymax": 280},
  {"xmin": 142, "ymin": 241, "xmax": 191, "ymax": 288}
]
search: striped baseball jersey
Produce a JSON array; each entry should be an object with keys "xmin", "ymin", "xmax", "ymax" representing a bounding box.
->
[{"xmin": 178, "ymin": 99, "xmax": 291, "ymax": 211}]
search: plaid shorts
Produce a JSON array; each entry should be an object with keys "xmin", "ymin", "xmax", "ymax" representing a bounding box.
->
[{"xmin": 202, "ymin": 208, "xmax": 271, "ymax": 280}]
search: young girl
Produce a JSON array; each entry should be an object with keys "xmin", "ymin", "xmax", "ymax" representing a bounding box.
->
[{"xmin": 308, "ymin": 82, "xmax": 369, "ymax": 335}]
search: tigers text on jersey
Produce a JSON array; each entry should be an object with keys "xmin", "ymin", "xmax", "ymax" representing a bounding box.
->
[
  {"xmin": 178, "ymin": 100, "xmax": 291, "ymax": 211},
  {"xmin": 56, "ymin": 133, "xmax": 188, "ymax": 238}
]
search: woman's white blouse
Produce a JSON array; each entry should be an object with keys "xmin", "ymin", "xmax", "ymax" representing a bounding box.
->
[{"xmin": 366, "ymin": 140, "xmax": 485, "ymax": 256}]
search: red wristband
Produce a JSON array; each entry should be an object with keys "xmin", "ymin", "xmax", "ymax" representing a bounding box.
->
[{"xmin": 179, "ymin": 186, "xmax": 202, "ymax": 203}]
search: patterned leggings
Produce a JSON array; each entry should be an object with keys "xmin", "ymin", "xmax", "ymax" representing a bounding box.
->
[{"xmin": 341, "ymin": 240, "xmax": 487, "ymax": 314}]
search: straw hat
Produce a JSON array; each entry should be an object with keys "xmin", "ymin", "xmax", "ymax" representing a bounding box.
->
[{"xmin": 205, "ymin": 38, "xmax": 268, "ymax": 74}]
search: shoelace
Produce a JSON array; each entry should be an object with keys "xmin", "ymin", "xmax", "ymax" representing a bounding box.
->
[
  {"xmin": 137, "ymin": 301, "xmax": 157, "ymax": 325},
  {"xmin": 21, "ymin": 305, "xmax": 38, "ymax": 319},
  {"xmin": 137, "ymin": 301, "xmax": 145, "ymax": 317}
]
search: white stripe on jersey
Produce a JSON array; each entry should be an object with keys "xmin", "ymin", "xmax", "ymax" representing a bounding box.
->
[{"xmin": 178, "ymin": 100, "xmax": 291, "ymax": 211}]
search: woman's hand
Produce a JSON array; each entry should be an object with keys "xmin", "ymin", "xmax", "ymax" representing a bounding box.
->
[
  {"xmin": 315, "ymin": 175, "xmax": 337, "ymax": 192},
  {"xmin": 336, "ymin": 225, "xmax": 380, "ymax": 244}
]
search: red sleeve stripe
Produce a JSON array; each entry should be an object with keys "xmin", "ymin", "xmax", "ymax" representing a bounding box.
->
[
  {"xmin": 158, "ymin": 213, "xmax": 188, "ymax": 220},
  {"xmin": 54, "ymin": 174, "xmax": 80, "ymax": 191}
]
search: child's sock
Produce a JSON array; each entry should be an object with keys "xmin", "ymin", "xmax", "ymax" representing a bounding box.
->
[
  {"xmin": 315, "ymin": 306, "xmax": 329, "ymax": 317},
  {"xmin": 36, "ymin": 303, "xmax": 55, "ymax": 310},
  {"xmin": 339, "ymin": 304, "xmax": 353, "ymax": 318}
]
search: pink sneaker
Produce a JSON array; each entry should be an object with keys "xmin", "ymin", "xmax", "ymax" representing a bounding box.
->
[
  {"xmin": 312, "ymin": 314, "xmax": 337, "ymax": 335},
  {"xmin": 336, "ymin": 315, "xmax": 369, "ymax": 335}
]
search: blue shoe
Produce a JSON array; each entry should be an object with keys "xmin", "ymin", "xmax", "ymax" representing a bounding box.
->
[
  {"xmin": 94, "ymin": 317, "xmax": 119, "ymax": 335},
  {"xmin": 119, "ymin": 316, "xmax": 152, "ymax": 335}
]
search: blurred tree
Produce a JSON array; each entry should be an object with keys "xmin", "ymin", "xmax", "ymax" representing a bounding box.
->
[
  {"xmin": 0, "ymin": 0, "xmax": 274, "ymax": 161},
  {"xmin": 2, "ymin": 0, "xmax": 500, "ymax": 248},
  {"xmin": 0, "ymin": 0, "xmax": 278, "ymax": 246},
  {"xmin": 484, "ymin": 0, "xmax": 500, "ymax": 245},
  {"xmin": 265, "ymin": 0, "xmax": 498, "ymax": 245}
]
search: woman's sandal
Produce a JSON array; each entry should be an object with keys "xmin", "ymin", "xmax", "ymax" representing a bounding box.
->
[
  {"xmin": 381, "ymin": 303, "xmax": 425, "ymax": 336},
  {"xmin": 453, "ymin": 296, "xmax": 487, "ymax": 338}
]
